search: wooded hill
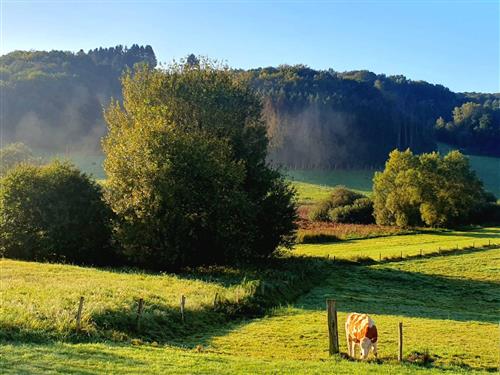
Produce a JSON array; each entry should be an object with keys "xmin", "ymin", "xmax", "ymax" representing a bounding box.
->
[{"xmin": 1, "ymin": 46, "xmax": 498, "ymax": 167}]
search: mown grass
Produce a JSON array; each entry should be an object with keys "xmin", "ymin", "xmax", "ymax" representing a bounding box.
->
[
  {"xmin": 293, "ymin": 227, "xmax": 500, "ymax": 260},
  {"xmin": 1, "ymin": 342, "xmax": 477, "ymax": 375},
  {"xmin": 211, "ymin": 247, "xmax": 500, "ymax": 371}
]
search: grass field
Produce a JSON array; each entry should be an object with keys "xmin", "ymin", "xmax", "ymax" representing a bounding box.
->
[
  {"xmin": 1, "ymin": 229, "xmax": 499, "ymax": 373},
  {"xmin": 293, "ymin": 227, "xmax": 500, "ymax": 260},
  {"xmin": 212, "ymin": 247, "xmax": 500, "ymax": 372}
]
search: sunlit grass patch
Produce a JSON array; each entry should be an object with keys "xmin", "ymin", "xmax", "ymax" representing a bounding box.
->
[{"xmin": 293, "ymin": 227, "xmax": 500, "ymax": 260}]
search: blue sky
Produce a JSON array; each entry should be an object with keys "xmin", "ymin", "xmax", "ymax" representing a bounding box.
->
[{"xmin": 1, "ymin": 0, "xmax": 499, "ymax": 92}]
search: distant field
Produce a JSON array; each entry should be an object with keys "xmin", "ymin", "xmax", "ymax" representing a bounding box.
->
[
  {"xmin": 287, "ymin": 169, "xmax": 373, "ymax": 196},
  {"xmin": 293, "ymin": 227, "xmax": 500, "ymax": 260},
  {"xmin": 34, "ymin": 145, "xmax": 499, "ymax": 199}
]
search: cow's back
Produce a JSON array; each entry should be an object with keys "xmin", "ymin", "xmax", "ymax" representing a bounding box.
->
[{"xmin": 346, "ymin": 313, "xmax": 377, "ymax": 343}]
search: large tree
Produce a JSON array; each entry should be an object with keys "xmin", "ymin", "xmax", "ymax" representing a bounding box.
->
[
  {"xmin": 103, "ymin": 60, "xmax": 297, "ymax": 270},
  {"xmin": 373, "ymin": 149, "xmax": 487, "ymax": 227}
]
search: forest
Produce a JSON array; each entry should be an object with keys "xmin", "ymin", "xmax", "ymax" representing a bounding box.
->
[{"xmin": 1, "ymin": 46, "xmax": 498, "ymax": 167}]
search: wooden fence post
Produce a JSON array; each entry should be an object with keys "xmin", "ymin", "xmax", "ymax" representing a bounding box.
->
[
  {"xmin": 136, "ymin": 298, "xmax": 144, "ymax": 330},
  {"xmin": 326, "ymin": 299, "xmax": 339, "ymax": 355},
  {"xmin": 180, "ymin": 295, "xmax": 186, "ymax": 323},
  {"xmin": 398, "ymin": 322, "xmax": 403, "ymax": 362},
  {"xmin": 213, "ymin": 292, "xmax": 219, "ymax": 307},
  {"xmin": 76, "ymin": 296, "xmax": 84, "ymax": 332}
]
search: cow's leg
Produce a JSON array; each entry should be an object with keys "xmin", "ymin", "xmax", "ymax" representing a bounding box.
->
[
  {"xmin": 345, "ymin": 332, "xmax": 351, "ymax": 357},
  {"xmin": 372, "ymin": 342, "xmax": 378, "ymax": 358}
]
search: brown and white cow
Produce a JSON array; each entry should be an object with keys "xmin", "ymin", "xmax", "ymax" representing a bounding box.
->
[{"xmin": 345, "ymin": 312, "xmax": 378, "ymax": 359}]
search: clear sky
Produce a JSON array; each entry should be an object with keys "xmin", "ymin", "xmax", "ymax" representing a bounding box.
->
[{"xmin": 1, "ymin": 0, "xmax": 499, "ymax": 93}]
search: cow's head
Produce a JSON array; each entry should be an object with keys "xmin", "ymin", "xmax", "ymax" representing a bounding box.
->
[{"xmin": 360, "ymin": 337, "xmax": 373, "ymax": 359}]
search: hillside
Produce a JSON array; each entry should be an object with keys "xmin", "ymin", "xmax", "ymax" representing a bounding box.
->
[
  {"xmin": 0, "ymin": 46, "xmax": 156, "ymax": 152},
  {"xmin": 1, "ymin": 47, "xmax": 498, "ymax": 167}
]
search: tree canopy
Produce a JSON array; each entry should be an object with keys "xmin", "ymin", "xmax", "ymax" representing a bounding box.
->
[
  {"xmin": 373, "ymin": 149, "xmax": 489, "ymax": 227},
  {"xmin": 103, "ymin": 60, "xmax": 297, "ymax": 270}
]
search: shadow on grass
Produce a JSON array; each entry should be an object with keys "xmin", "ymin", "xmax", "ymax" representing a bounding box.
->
[
  {"xmin": 0, "ymin": 342, "xmax": 146, "ymax": 374},
  {"xmin": 297, "ymin": 260, "xmax": 500, "ymax": 324}
]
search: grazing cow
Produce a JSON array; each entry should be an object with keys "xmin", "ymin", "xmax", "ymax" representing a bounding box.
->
[{"xmin": 345, "ymin": 312, "xmax": 378, "ymax": 359}]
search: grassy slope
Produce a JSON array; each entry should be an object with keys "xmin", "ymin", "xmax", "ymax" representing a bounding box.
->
[
  {"xmin": 0, "ymin": 259, "xmax": 326, "ymax": 344},
  {"xmin": 293, "ymin": 227, "xmax": 500, "ymax": 260},
  {"xmin": 212, "ymin": 247, "xmax": 500, "ymax": 372}
]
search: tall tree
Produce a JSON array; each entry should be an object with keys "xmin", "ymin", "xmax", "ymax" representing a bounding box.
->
[{"xmin": 103, "ymin": 59, "xmax": 296, "ymax": 270}]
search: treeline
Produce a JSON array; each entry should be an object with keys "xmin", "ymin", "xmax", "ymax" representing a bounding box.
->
[
  {"xmin": 0, "ymin": 45, "xmax": 156, "ymax": 152},
  {"xmin": 435, "ymin": 99, "xmax": 500, "ymax": 156},
  {"xmin": 1, "ymin": 47, "xmax": 498, "ymax": 166}
]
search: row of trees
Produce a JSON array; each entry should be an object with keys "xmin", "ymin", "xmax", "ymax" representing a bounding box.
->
[{"xmin": 0, "ymin": 60, "xmax": 297, "ymax": 270}]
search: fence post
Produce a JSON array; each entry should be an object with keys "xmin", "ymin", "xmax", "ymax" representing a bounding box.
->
[
  {"xmin": 213, "ymin": 292, "xmax": 219, "ymax": 307},
  {"xmin": 76, "ymin": 296, "xmax": 84, "ymax": 332},
  {"xmin": 180, "ymin": 295, "xmax": 186, "ymax": 323},
  {"xmin": 398, "ymin": 322, "xmax": 403, "ymax": 362},
  {"xmin": 326, "ymin": 299, "xmax": 339, "ymax": 355},
  {"xmin": 136, "ymin": 298, "xmax": 144, "ymax": 330}
]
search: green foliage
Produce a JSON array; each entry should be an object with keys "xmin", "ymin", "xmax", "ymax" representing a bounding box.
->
[
  {"xmin": 103, "ymin": 61, "xmax": 297, "ymax": 270},
  {"xmin": 308, "ymin": 186, "xmax": 373, "ymax": 224},
  {"xmin": 328, "ymin": 197, "xmax": 374, "ymax": 224},
  {"xmin": 435, "ymin": 100, "xmax": 500, "ymax": 156},
  {"xmin": 373, "ymin": 149, "xmax": 487, "ymax": 227},
  {"xmin": 0, "ymin": 161, "xmax": 114, "ymax": 265},
  {"xmin": 0, "ymin": 142, "xmax": 37, "ymax": 176}
]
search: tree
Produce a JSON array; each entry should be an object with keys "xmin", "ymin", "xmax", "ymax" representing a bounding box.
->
[
  {"xmin": 373, "ymin": 149, "xmax": 487, "ymax": 227},
  {"xmin": 103, "ymin": 60, "xmax": 297, "ymax": 270},
  {"xmin": 0, "ymin": 161, "xmax": 114, "ymax": 264}
]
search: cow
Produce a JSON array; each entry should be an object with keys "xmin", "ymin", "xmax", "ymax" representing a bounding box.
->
[{"xmin": 345, "ymin": 312, "xmax": 378, "ymax": 359}]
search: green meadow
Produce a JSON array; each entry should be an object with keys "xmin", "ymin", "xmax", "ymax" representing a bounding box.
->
[{"xmin": 2, "ymin": 231, "xmax": 499, "ymax": 373}]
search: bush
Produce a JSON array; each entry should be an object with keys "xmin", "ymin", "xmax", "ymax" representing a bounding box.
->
[
  {"xmin": 328, "ymin": 198, "xmax": 374, "ymax": 224},
  {"xmin": 0, "ymin": 161, "xmax": 114, "ymax": 265},
  {"xmin": 103, "ymin": 60, "xmax": 296, "ymax": 270},
  {"xmin": 308, "ymin": 186, "xmax": 372, "ymax": 224}
]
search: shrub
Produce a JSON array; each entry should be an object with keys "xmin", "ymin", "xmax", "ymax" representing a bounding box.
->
[
  {"xmin": 0, "ymin": 161, "xmax": 114, "ymax": 265},
  {"xmin": 103, "ymin": 60, "xmax": 296, "ymax": 270},
  {"xmin": 328, "ymin": 197, "xmax": 374, "ymax": 224},
  {"xmin": 309, "ymin": 186, "xmax": 371, "ymax": 224}
]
